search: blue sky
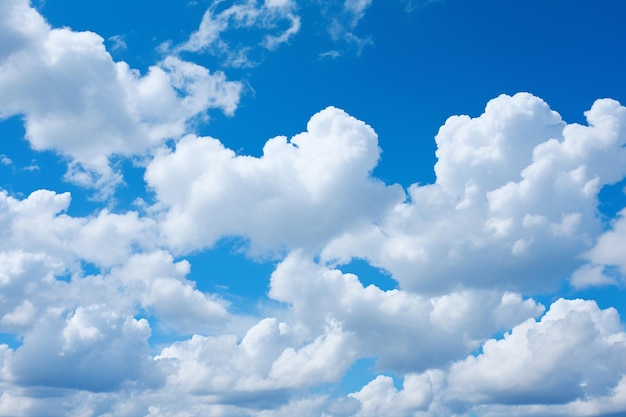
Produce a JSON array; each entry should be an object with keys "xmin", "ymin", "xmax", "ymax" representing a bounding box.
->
[{"xmin": 1, "ymin": 0, "xmax": 626, "ymax": 416}]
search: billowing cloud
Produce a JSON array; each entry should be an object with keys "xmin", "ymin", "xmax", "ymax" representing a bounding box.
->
[
  {"xmin": 146, "ymin": 106, "xmax": 404, "ymax": 255},
  {"xmin": 8, "ymin": 304, "xmax": 155, "ymax": 392},
  {"xmin": 448, "ymin": 299, "xmax": 626, "ymax": 405},
  {"xmin": 342, "ymin": 299, "xmax": 626, "ymax": 417},
  {"xmin": 154, "ymin": 316, "xmax": 356, "ymax": 403},
  {"xmin": 2, "ymin": 3, "xmax": 626, "ymax": 411},
  {"xmin": 349, "ymin": 372, "xmax": 442, "ymax": 417},
  {"xmin": 322, "ymin": 93, "xmax": 626, "ymax": 294},
  {"xmin": 0, "ymin": 0, "xmax": 242, "ymax": 194},
  {"xmin": 269, "ymin": 251, "xmax": 544, "ymax": 372},
  {"xmin": 573, "ymin": 208, "xmax": 626, "ymax": 287}
]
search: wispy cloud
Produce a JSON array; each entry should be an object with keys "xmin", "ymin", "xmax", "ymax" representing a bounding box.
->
[{"xmin": 176, "ymin": 0, "xmax": 301, "ymax": 67}]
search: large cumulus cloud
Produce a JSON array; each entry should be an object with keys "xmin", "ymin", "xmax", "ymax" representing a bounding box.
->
[
  {"xmin": 0, "ymin": 0, "xmax": 242, "ymax": 194},
  {"xmin": 146, "ymin": 106, "xmax": 404, "ymax": 255},
  {"xmin": 322, "ymin": 93, "xmax": 626, "ymax": 294}
]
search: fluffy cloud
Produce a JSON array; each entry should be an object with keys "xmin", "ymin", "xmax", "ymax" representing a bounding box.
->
[
  {"xmin": 0, "ymin": 0, "xmax": 241, "ymax": 194},
  {"xmin": 572, "ymin": 208, "xmax": 626, "ymax": 287},
  {"xmin": 349, "ymin": 372, "xmax": 442, "ymax": 417},
  {"xmin": 322, "ymin": 93, "xmax": 626, "ymax": 294},
  {"xmin": 146, "ymin": 106, "xmax": 404, "ymax": 255},
  {"xmin": 341, "ymin": 299, "xmax": 626, "ymax": 417},
  {"xmin": 6, "ymin": 304, "xmax": 155, "ymax": 392},
  {"xmin": 0, "ymin": 189, "xmax": 230, "ymax": 401},
  {"xmin": 155, "ymin": 317, "xmax": 355, "ymax": 403},
  {"xmin": 107, "ymin": 251, "xmax": 229, "ymax": 334},
  {"xmin": 176, "ymin": 0, "xmax": 301, "ymax": 66},
  {"xmin": 442, "ymin": 299, "xmax": 626, "ymax": 416},
  {"xmin": 448, "ymin": 299, "xmax": 626, "ymax": 405},
  {"xmin": 269, "ymin": 252, "xmax": 544, "ymax": 372},
  {"xmin": 0, "ymin": 189, "xmax": 156, "ymax": 268}
]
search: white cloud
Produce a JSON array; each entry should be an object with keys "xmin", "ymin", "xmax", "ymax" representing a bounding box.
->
[
  {"xmin": 343, "ymin": 0, "xmax": 374, "ymax": 26},
  {"xmin": 0, "ymin": 0, "xmax": 242, "ymax": 194},
  {"xmin": 340, "ymin": 299, "xmax": 626, "ymax": 417},
  {"xmin": 447, "ymin": 298, "xmax": 626, "ymax": 407},
  {"xmin": 269, "ymin": 252, "xmax": 544, "ymax": 372},
  {"xmin": 0, "ymin": 189, "xmax": 156, "ymax": 269},
  {"xmin": 7, "ymin": 304, "xmax": 156, "ymax": 392},
  {"xmin": 108, "ymin": 251, "xmax": 229, "ymax": 334},
  {"xmin": 573, "ymin": 208, "xmax": 626, "ymax": 287},
  {"xmin": 177, "ymin": 0, "xmax": 301, "ymax": 66},
  {"xmin": 349, "ymin": 372, "xmax": 442, "ymax": 417},
  {"xmin": 146, "ymin": 106, "xmax": 404, "ymax": 255},
  {"xmin": 319, "ymin": 0, "xmax": 374, "ymax": 56},
  {"xmin": 155, "ymin": 316, "xmax": 355, "ymax": 401},
  {"xmin": 0, "ymin": 188, "xmax": 231, "ymax": 395},
  {"xmin": 322, "ymin": 93, "xmax": 626, "ymax": 294},
  {"xmin": 1, "ymin": 300, "xmax": 37, "ymax": 328}
]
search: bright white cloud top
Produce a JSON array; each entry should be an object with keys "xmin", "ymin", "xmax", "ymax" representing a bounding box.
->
[{"xmin": 1, "ymin": 0, "xmax": 626, "ymax": 416}]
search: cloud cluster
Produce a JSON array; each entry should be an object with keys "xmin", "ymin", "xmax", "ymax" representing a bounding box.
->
[
  {"xmin": 2, "ymin": 3, "xmax": 626, "ymax": 414},
  {"xmin": 345, "ymin": 299, "xmax": 626, "ymax": 417},
  {"xmin": 322, "ymin": 93, "xmax": 626, "ymax": 294},
  {"xmin": 0, "ymin": 0, "xmax": 242, "ymax": 194},
  {"xmin": 146, "ymin": 106, "xmax": 404, "ymax": 255},
  {"xmin": 573, "ymin": 208, "xmax": 626, "ymax": 287},
  {"xmin": 269, "ymin": 252, "xmax": 544, "ymax": 372}
]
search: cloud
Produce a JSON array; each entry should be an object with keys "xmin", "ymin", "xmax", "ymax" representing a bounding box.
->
[
  {"xmin": 107, "ymin": 251, "xmax": 229, "ymax": 334},
  {"xmin": 0, "ymin": 0, "xmax": 242, "ymax": 195},
  {"xmin": 146, "ymin": 106, "xmax": 404, "ymax": 255},
  {"xmin": 573, "ymin": 208, "xmax": 626, "ymax": 287},
  {"xmin": 0, "ymin": 155, "xmax": 11, "ymax": 166},
  {"xmin": 7, "ymin": 304, "xmax": 155, "ymax": 392},
  {"xmin": 0, "ymin": 189, "xmax": 156, "ymax": 269},
  {"xmin": 107, "ymin": 34, "xmax": 127, "ymax": 52},
  {"xmin": 445, "ymin": 299, "xmax": 626, "ymax": 413},
  {"xmin": 0, "ymin": 189, "xmax": 232, "ymax": 400},
  {"xmin": 321, "ymin": 93, "xmax": 626, "ymax": 294},
  {"xmin": 154, "ymin": 317, "xmax": 355, "ymax": 402},
  {"xmin": 269, "ymin": 252, "xmax": 544, "ymax": 373},
  {"xmin": 349, "ymin": 372, "xmax": 441, "ymax": 416},
  {"xmin": 176, "ymin": 0, "xmax": 301, "ymax": 67},
  {"xmin": 317, "ymin": 0, "xmax": 374, "ymax": 57},
  {"xmin": 342, "ymin": 299, "xmax": 626, "ymax": 417}
]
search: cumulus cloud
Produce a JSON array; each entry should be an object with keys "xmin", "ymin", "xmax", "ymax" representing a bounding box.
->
[
  {"xmin": 339, "ymin": 299, "xmax": 626, "ymax": 417},
  {"xmin": 269, "ymin": 252, "xmax": 544, "ymax": 372},
  {"xmin": 0, "ymin": 188, "xmax": 231, "ymax": 401},
  {"xmin": 2, "ymin": 12, "xmax": 626, "ymax": 410},
  {"xmin": 349, "ymin": 372, "xmax": 441, "ymax": 417},
  {"xmin": 155, "ymin": 317, "xmax": 355, "ymax": 403},
  {"xmin": 573, "ymin": 208, "xmax": 626, "ymax": 287},
  {"xmin": 444, "ymin": 299, "xmax": 626, "ymax": 414},
  {"xmin": 176, "ymin": 0, "xmax": 301, "ymax": 67},
  {"xmin": 107, "ymin": 251, "xmax": 229, "ymax": 334},
  {"xmin": 0, "ymin": 0, "xmax": 241, "ymax": 194},
  {"xmin": 8, "ymin": 304, "xmax": 155, "ymax": 392},
  {"xmin": 0, "ymin": 189, "xmax": 156, "ymax": 269},
  {"xmin": 317, "ymin": 0, "xmax": 374, "ymax": 57},
  {"xmin": 146, "ymin": 106, "xmax": 404, "ymax": 255},
  {"xmin": 322, "ymin": 93, "xmax": 626, "ymax": 294}
]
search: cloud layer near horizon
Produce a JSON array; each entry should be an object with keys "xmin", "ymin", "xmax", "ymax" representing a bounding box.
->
[{"xmin": 1, "ymin": 1, "xmax": 626, "ymax": 416}]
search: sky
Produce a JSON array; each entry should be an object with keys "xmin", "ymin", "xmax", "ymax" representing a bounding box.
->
[{"xmin": 1, "ymin": 0, "xmax": 626, "ymax": 416}]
